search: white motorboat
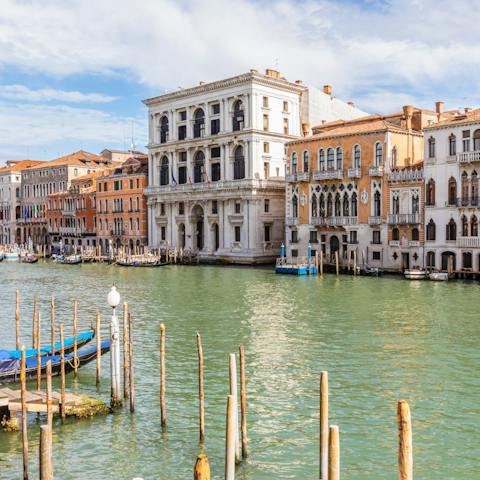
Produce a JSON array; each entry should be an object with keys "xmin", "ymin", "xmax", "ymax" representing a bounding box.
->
[
  {"xmin": 404, "ymin": 269, "xmax": 426, "ymax": 280},
  {"xmin": 429, "ymin": 272, "xmax": 449, "ymax": 282}
]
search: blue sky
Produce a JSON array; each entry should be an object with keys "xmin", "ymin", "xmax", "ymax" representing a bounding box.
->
[{"xmin": 1, "ymin": 0, "xmax": 479, "ymax": 162}]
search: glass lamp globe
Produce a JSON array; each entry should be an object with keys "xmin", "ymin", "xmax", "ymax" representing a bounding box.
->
[{"xmin": 107, "ymin": 285, "xmax": 121, "ymax": 308}]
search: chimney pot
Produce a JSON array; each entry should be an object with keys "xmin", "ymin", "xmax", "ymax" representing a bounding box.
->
[
  {"xmin": 323, "ymin": 85, "xmax": 332, "ymax": 96},
  {"xmin": 302, "ymin": 123, "xmax": 310, "ymax": 137},
  {"xmin": 403, "ymin": 105, "xmax": 414, "ymax": 130},
  {"xmin": 265, "ymin": 69, "xmax": 280, "ymax": 79}
]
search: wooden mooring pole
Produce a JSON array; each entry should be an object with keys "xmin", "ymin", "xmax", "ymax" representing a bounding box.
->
[
  {"xmin": 50, "ymin": 296, "xmax": 55, "ymax": 354},
  {"xmin": 320, "ymin": 251, "xmax": 324, "ymax": 276},
  {"xmin": 15, "ymin": 289, "xmax": 20, "ymax": 349},
  {"xmin": 328, "ymin": 425, "xmax": 340, "ymax": 480},
  {"xmin": 96, "ymin": 312, "xmax": 101, "ymax": 385},
  {"xmin": 32, "ymin": 296, "xmax": 37, "ymax": 349},
  {"xmin": 397, "ymin": 400, "xmax": 413, "ymax": 480},
  {"xmin": 123, "ymin": 302, "xmax": 129, "ymax": 398},
  {"xmin": 239, "ymin": 345, "xmax": 248, "ymax": 459},
  {"xmin": 320, "ymin": 371, "xmax": 329, "ymax": 480},
  {"xmin": 36, "ymin": 312, "xmax": 42, "ymax": 391},
  {"xmin": 160, "ymin": 323, "xmax": 166, "ymax": 430},
  {"xmin": 228, "ymin": 353, "xmax": 240, "ymax": 464},
  {"xmin": 59, "ymin": 322, "xmax": 66, "ymax": 419},
  {"xmin": 73, "ymin": 301, "xmax": 78, "ymax": 375},
  {"xmin": 225, "ymin": 394, "xmax": 235, "ymax": 480},
  {"xmin": 46, "ymin": 361, "xmax": 53, "ymax": 431},
  {"xmin": 39, "ymin": 424, "xmax": 53, "ymax": 480},
  {"xmin": 197, "ymin": 333, "xmax": 205, "ymax": 442},
  {"xmin": 335, "ymin": 251, "xmax": 339, "ymax": 277},
  {"xmin": 21, "ymin": 346, "xmax": 29, "ymax": 480},
  {"xmin": 194, "ymin": 453, "xmax": 211, "ymax": 480},
  {"xmin": 353, "ymin": 250, "xmax": 357, "ymax": 276},
  {"xmin": 128, "ymin": 313, "xmax": 135, "ymax": 413}
]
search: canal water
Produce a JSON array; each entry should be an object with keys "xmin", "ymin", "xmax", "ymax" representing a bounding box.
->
[{"xmin": 0, "ymin": 262, "xmax": 478, "ymax": 479}]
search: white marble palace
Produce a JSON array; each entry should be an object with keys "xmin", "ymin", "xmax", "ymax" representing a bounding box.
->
[{"xmin": 143, "ymin": 68, "xmax": 365, "ymax": 263}]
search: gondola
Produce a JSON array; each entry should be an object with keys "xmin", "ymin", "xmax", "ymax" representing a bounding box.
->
[
  {"xmin": 0, "ymin": 329, "xmax": 95, "ymax": 361},
  {"xmin": 20, "ymin": 254, "xmax": 38, "ymax": 264},
  {"xmin": 0, "ymin": 340, "xmax": 110, "ymax": 384},
  {"xmin": 116, "ymin": 259, "xmax": 168, "ymax": 267},
  {"xmin": 54, "ymin": 254, "xmax": 82, "ymax": 265}
]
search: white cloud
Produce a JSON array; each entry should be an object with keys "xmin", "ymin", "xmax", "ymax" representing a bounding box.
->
[{"xmin": 0, "ymin": 84, "xmax": 116, "ymax": 103}]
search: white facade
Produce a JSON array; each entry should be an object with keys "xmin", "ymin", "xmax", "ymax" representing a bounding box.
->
[
  {"xmin": 144, "ymin": 69, "xmax": 365, "ymax": 263},
  {"xmin": 424, "ymin": 112, "xmax": 480, "ymax": 272},
  {"xmin": 0, "ymin": 164, "xmax": 22, "ymax": 245}
]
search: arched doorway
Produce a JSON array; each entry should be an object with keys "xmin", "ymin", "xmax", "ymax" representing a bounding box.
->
[
  {"xmin": 192, "ymin": 205, "xmax": 204, "ymax": 251},
  {"xmin": 178, "ymin": 223, "xmax": 186, "ymax": 249},
  {"xmin": 213, "ymin": 223, "xmax": 219, "ymax": 251},
  {"xmin": 330, "ymin": 235, "xmax": 339, "ymax": 261},
  {"xmin": 441, "ymin": 251, "xmax": 456, "ymax": 271}
]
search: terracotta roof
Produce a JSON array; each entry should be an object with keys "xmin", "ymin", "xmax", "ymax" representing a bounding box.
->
[
  {"xmin": 424, "ymin": 108, "xmax": 480, "ymax": 129},
  {"xmin": 72, "ymin": 170, "xmax": 110, "ymax": 183},
  {"xmin": 0, "ymin": 159, "xmax": 44, "ymax": 172},
  {"xmin": 30, "ymin": 150, "xmax": 107, "ymax": 169}
]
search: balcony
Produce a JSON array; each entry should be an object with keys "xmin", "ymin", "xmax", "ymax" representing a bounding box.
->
[
  {"xmin": 311, "ymin": 217, "xmax": 326, "ymax": 226},
  {"xmin": 457, "ymin": 150, "xmax": 480, "ymax": 164},
  {"xmin": 286, "ymin": 172, "xmax": 310, "ymax": 182},
  {"xmin": 313, "ymin": 170, "xmax": 343, "ymax": 181},
  {"xmin": 62, "ymin": 209, "xmax": 76, "ymax": 216},
  {"xmin": 347, "ymin": 167, "xmax": 361, "ymax": 178},
  {"xmin": 387, "ymin": 213, "xmax": 420, "ymax": 225},
  {"xmin": 454, "ymin": 197, "xmax": 479, "ymax": 207},
  {"xmin": 369, "ymin": 166, "xmax": 384, "ymax": 177},
  {"xmin": 326, "ymin": 216, "xmax": 358, "ymax": 226},
  {"xmin": 286, "ymin": 216, "xmax": 299, "ymax": 226},
  {"xmin": 409, "ymin": 241, "xmax": 420, "ymax": 247},
  {"xmin": 389, "ymin": 240, "xmax": 400, "ymax": 247},
  {"xmin": 368, "ymin": 216, "xmax": 383, "ymax": 225},
  {"xmin": 387, "ymin": 169, "xmax": 424, "ymax": 182},
  {"xmin": 457, "ymin": 236, "xmax": 480, "ymax": 247}
]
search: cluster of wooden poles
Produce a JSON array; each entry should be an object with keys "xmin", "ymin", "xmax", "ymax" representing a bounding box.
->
[
  {"xmin": 15, "ymin": 290, "xmax": 136, "ymax": 480},
  {"xmin": 314, "ymin": 250, "xmax": 359, "ymax": 276}
]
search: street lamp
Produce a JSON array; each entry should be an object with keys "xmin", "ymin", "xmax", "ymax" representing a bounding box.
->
[{"xmin": 108, "ymin": 285, "xmax": 122, "ymax": 406}]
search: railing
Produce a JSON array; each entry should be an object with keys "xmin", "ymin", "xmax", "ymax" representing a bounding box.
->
[
  {"xmin": 286, "ymin": 172, "xmax": 310, "ymax": 182},
  {"xmin": 144, "ymin": 179, "xmax": 284, "ymax": 195},
  {"xmin": 457, "ymin": 236, "xmax": 480, "ymax": 247},
  {"xmin": 62, "ymin": 209, "xmax": 76, "ymax": 216},
  {"xmin": 368, "ymin": 216, "xmax": 383, "ymax": 225},
  {"xmin": 310, "ymin": 216, "xmax": 357, "ymax": 226},
  {"xmin": 347, "ymin": 168, "xmax": 361, "ymax": 178},
  {"xmin": 409, "ymin": 240, "xmax": 420, "ymax": 247},
  {"xmin": 387, "ymin": 213, "xmax": 420, "ymax": 224},
  {"xmin": 453, "ymin": 196, "xmax": 479, "ymax": 207},
  {"xmin": 286, "ymin": 217, "xmax": 299, "ymax": 226},
  {"xmin": 389, "ymin": 240, "xmax": 400, "ymax": 247},
  {"xmin": 369, "ymin": 166, "xmax": 384, "ymax": 176},
  {"xmin": 311, "ymin": 217, "xmax": 326, "ymax": 226},
  {"xmin": 312, "ymin": 170, "xmax": 343, "ymax": 180},
  {"xmin": 457, "ymin": 150, "xmax": 480, "ymax": 163},
  {"xmin": 387, "ymin": 169, "xmax": 424, "ymax": 182}
]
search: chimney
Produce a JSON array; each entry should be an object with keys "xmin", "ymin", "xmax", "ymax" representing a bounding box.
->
[
  {"xmin": 347, "ymin": 101, "xmax": 355, "ymax": 107},
  {"xmin": 302, "ymin": 123, "xmax": 310, "ymax": 137},
  {"xmin": 265, "ymin": 69, "xmax": 280, "ymax": 79},
  {"xmin": 323, "ymin": 85, "xmax": 332, "ymax": 96},
  {"xmin": 435, "ymin": 101, "xmax": 444, "ymax": 115},
  {"xmin": 465, "ymin": 107, "xmax": 472, "ymax": 114},
  {"xmin": 403, "ymin": 105, "xmax": 414, "ymax": 130},
  {"xmin": 295, "ymin": 80, "xmax": 304, "ymax": 85}
]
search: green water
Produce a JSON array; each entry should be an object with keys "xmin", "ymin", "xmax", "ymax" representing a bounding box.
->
[{"xmin": 0, "ymin": 262, "xmax": 478, "ymax": 479}]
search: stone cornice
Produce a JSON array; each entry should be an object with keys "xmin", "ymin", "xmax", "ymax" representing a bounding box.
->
[
  {"xmin": 423, "ymin": 119, "xmax": 480, "ymax": 132},
  {"xmin": 143, "ymin": 72, "xmax": 306, "ymax": 106}
]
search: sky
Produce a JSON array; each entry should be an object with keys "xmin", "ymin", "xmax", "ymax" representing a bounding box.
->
[{"xmin": 0, "ymin": 0, "xmax": 479, "ymax": 162}]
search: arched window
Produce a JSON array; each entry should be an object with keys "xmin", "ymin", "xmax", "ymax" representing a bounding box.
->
[
  {"xmin": 471, "ymin": 171, "xmax": 478, "ymax": 204},
  {"xmin": 392, "ymin": 227, "xmax": 400, "ymax": 241},
  {"xmin": 374, "ymin": 191, "xmax": 381, "ymax": 216},
  {"xmin": 448, "ymin": 177, "xmax": 457, "ymax": 205},
  {"xmin": 426, "ymin": 179, "xmax": 435, "ymax": 206},
  {"xmin": 319, "ymin": 193, "xmax": 325, "ymax": 217},
  {"xmin": 449, "ymin": 134, "xmax": 457, "ymax": 156},
  {"xmin": 428, "ymin": 137, "xmax": 436, "ymax": 158},
  {"xmin": 426, "ymin": 219, "xmax": 436, "ymax": 240},
  {"xmin": 412, "ymin": 228, "xmax": 419, "ymax": 241},
  {"xmin": 412, "ymin": 194, "xmax": 419, "ymax": 214},
  {"xmin": 374, "ymin": 142, "xmax": 383, "ymax": 167},
  {"xmin": 291, "ymin": 152, "xmax": 298, "ymax": 174},
  {"xmin": 474, "ymin": 129, "xmax": 480, "ymax": 151},
  {"xmin": 327, "ymin": 148, "xmax": 335, "ymax": 170},
  {"xmin": 160, "ymin": 116, "xmax": 169, "ymax": 143},
  {"xmin": 334, "ymin": 193, "xmax": 341, "ymax": 216},
  {"xmin": 392, "ymin": 195, "xmax": 400, "ymax": 214},
  {"xmin": 471, "ymin": 215, "xmax": 478, "ymax": 236},
  {"xmin": 160, "ymin": 156, "xmax": 169, "ymax": 185},
  {"xmin": 336, "ymin": 147, "xmax": 343, "ymax": 170},
  {"xmin": 193, "ymin": 108, "xmax": 205, "ymax": 138},
  {"xmin": 351, "ymin": 192, "xmax": 358, "ymax": 217},
  {"xmin": 194, "ymin": 151, "xmax": 205, "ymax": 183},
  {"xmin": 311, "ymin": 193, "xmax": 317, "ymax": 217},
  {"xmin": 318, "ymin": 149, "xmax": 325, "ymax": 171},
  {"xmin": 327, "ymin": 193, "xmax": 333, "ymax": 217},
  {"xmin": 233, "ymin": 145, "xmax": 245, "ymax": 180},
  {"xmin": 343, "ymin": 192, "xmax": 349, "ymax": 216},
  {"xmin": 461, "ymin": 171, "xmax": 469, "ymax": 204},
  {"xmin": 232, "ymin": 100, "xmax": 244, "ymax": 131},
  {"xmin": 391, "ymin": 146, "xmax": 398, "ymax": 169},
  {"xmin": 353, "ymin": 145, "xmax": 361, "ymax": 168},
  {"xmin": 427, "ymin": 251, "xmax": 435, "ymax": 268},
  {"xmin": 303, "ymin": 151, "xmax": 309, "ymax": 173},
  {"xmin": 446, "ymin": 218, "xmax": 456, "ymax": 241},
  {"xmin": 461, "ymin": 215, "xmax": 468, "ymax": 236},
  {"xmin": 292, "ymin": 195, "xmax": 298, "ymax": 218}
]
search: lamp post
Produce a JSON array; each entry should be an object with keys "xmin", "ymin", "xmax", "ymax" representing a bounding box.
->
[
  {"xmin": 108, "ymin": 285, "xmax": 122, "ymax": 407},
  {"xmin": 281, "ymin": 243, "xmax": 285, "ymax": 258}
]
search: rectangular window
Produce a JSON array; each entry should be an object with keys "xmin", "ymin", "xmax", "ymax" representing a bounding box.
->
[
  {"xmin": 161, "ymin": 226, "xmax": 166, "ymax": 241},
  {"xmin": 211, "ymin": 104, "xmax": 220, "ymax": 115},
  {"xmin": 178, "ymin": 125, "xmax": 187, "ymax": 140},
  {"xmin": 283, "ymin": 118, "xmax": 289, "ymax": 135},
  {"xmin": 235, "ymin": 226, "xmax": 241, "ymax": 242},
  {"xmin": 372, "ymin": 230, "xmax": 381, "ymax": 244},
  {"xmin": 179, "ymin": 202, "xmax": 185, "ymax": 215},
  {"xmin": 349, "ymin": 231, "xmax": 358, "ymax": 244},
  {"xmin": 211, "ymin": 119, "xmax": 220, "ymax": 135},
  {"xmin": 179, "ymin": 151, "xmax": 187, "ymax": 162},
  {"xmin": 235, "ymin": 201, "xmax": 241, "ymax": 214},
  {"xmin": 211, "ymin": 163, "xmax": 221, "ymax": 182},
  {"xmin": 264, "ymin": 225, "xmax": 271, "ymax": 242},
  {"xmin": 372, "ymin": 251, "xmax": 381, "ymax": 260},
  {"xmin": 283, "ymin": 101, "xmax": 289, "ymax": 112},
  {"xmin": 264, "ymin": 199, "xmax": 270, "ymax": 213},
  {"xmin": 291, "ymin": 249, "xmax": 298, "ymax": 258},
  {"xmin": 211, "ymin": 147, "xmax": 221, "ymax": 158},
  {"xmin": 263, "ymin": 142, "xmax": 269, "ymax": 153},
  {"xmin": 178, "ymin": 166, "xmax": 187, "ymax": 184},
  {"xmin": 263, "ymin": 114, "xmax": 269, "ymax": 131},
  {"xmin": 129, "ymin": 179, "xmax": 133, "ymax": 189},
  {"xmin": 179, "ymin": 111, "xmax": 187, "ymax": 121},
  {"xmin": 463, "ymin": 138, "xmax": 470, "ymax": 152},
  {"xmin": 263, "ymin": 96, "xmax": 269, "ymax": 108},
  {"xmin": 309, "ymin": 230, "xmax": 318, "ymax": 243},
  {"xmin": 212, "ymin": 200, "xmax": 218, "ymax": 214},
  {"xmin": 291, "ymin": 230, "xmax": 298, "ymax": 243},
  {"xmin": 160, "ymin": 203, "xmax": 165, "ymax": 216},
  {"xmin": 114, "ymin": 180, "xmax": 121, "ymax": 191}
]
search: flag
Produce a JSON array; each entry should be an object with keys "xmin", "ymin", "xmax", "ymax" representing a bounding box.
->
[{"xmin": 171, "ymin": 166, "xmax": 177, "ymax": 186}]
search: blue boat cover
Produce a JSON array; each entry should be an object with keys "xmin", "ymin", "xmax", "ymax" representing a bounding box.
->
[{"xmin": 0, "ymin": 330, "xmax": 94, "ymax": 360}]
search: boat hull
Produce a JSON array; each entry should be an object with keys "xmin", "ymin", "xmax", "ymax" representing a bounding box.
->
[
  {"xmin": 404, "ymin": 270, "xmax": 426, "ymax": 280},
  {"xmin": 429, "ymin": 272, "xmax": 449, "ymax": 281}
]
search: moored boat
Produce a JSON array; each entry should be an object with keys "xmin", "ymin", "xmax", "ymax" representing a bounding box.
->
[
  {"xmin": 429, "ymin": 271, "xmax": 449, "ymax": 282},
  {"xmin": 404, "ymin": 269, "xmax": 426, "ymax": 280},
  {"xmin": 54, "ymin": 254, "xmax": 82, "ymax": 264},
  {"xmin": 3, "ymin": 252, "xmax": 19, "ymax": 261},
  {"xmin": 20, "ymin": 254, "xmax": 38, "ymax": 264}
]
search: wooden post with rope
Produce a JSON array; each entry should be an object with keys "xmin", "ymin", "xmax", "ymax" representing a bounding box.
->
[
  {"xmin": 123, "ymin": 302, "xmax": 129, "ymax": 398},
  {"xmin": 197, "ymin": 333, "xmax": 205, "ymax": 442},
  {"xmin": 15, "ymin": 289, "xmax": 20, "ymax": 350},
  {"xmin": 160, "ymin": 323, "xmax": 166, "ymax": 431},
  {"xmin": 59, "ymin": 322, "xmax": 66, "ymax": 419},
  {"xmin": 21, "ymin": 346, "xmax": 29, "ymax": 480},
  {"xmin": 128, "ymin": 313, "xmax": 135, "ymax": 413},
  {"xmin": 239, "ymin": 345, "xmax": 248, "ymax": 459},
  {"xmin": 96, "ymin": 312, "xmax": 101, "ymax": 385}
]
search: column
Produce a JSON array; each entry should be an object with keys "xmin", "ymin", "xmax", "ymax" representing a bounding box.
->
[
  {"xmin": 244, "ymin": 93, "xmax": 250, "ymax": 129},
  {"xmin": 203, "ymin": 102, "xmax": 210, "ymax": 137},
  {"xmin": 170, "ymin": 109, "xmax": 176, "ymax": 142},
  {"xmin": 219, "ymin": 200, "xmax": 225, "ymax": 250},
  {"xmin": 221, "ymin": 98, "xmax": 227, "ymax": 133}
]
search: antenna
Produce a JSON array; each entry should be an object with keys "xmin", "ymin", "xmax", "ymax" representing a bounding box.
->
[
  {"xmin": 130, "ymin": 120, "xmax": 136, "ymax": 152},
  {"xmin": 274, "ymin": 58, "xmax": 279, "ymax": 69}
]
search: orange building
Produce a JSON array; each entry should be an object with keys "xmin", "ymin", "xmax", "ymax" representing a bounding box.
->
[
  {"xmin": 47, "ymin": 172, "xmax": 102, "ymax": 252},
  {"xmin": 96, "ymin": 155, "xmax": 148, "ymax": 253},
  {"xmin": 285, "ymin": 105, "xmax": 447, "ymax": 272}
]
